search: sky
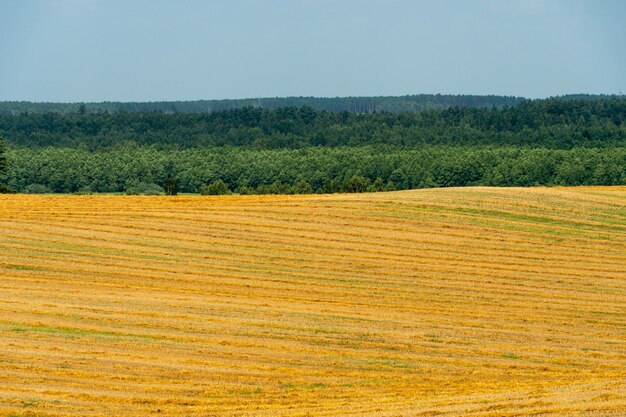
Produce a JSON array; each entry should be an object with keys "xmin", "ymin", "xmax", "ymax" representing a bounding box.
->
[{"xmin": 0, "ymin": 0, "xmax": 625, "ymax": 102}]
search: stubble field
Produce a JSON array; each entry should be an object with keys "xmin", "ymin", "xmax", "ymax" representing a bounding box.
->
[{"xmin": 0, "ymin": 187, "xmax": 625, "ymax": 416}]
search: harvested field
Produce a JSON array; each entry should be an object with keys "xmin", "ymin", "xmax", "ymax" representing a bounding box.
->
[{"xmin": 0, "ymin": 187, "xmax": 625, "ymax": 416}]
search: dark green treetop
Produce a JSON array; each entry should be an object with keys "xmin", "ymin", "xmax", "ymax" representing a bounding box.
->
[
  {"xmin": 0, "ymin": 134, "xmax": 13, "ymax": 193},
  {"xmin": 0, "ymin": 135, "xmax": 6, "ymax": 176}
]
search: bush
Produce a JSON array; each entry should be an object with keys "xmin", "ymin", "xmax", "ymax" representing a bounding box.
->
[
  {"xmin": 125, "ymin": 182, "xmax": 164, "ymax": 195},
  {"xmin": 293, "ymin": 179, "xmax": 313, "ymax": 194},
  {"xmin": 256, "ymin": 181, "xmax": 292, "ymax": 195},
  {"xmin": 343, "ymin": 176, "xmax": 367, "ymax": 193},
  {"xmin": 201, "ymin": 179, "xmax": 231, "ymax": 195},
  {"xmin": 237, "ymin": 185, "xmax": 256, "ymax": 195},
  {"xmin": 0, "ymin": 184, "xmax": 16, "ymax": 194},
  {"xmin": 320, "ymin": 178, "xmax": 341, "ymax": 193},
  {"xmin": 24, "ymin": 183, "xmax": 52, "ymax": 194},
  {"xmin": 367, "ymin": 177, "xmax": 384, "ymax": 192},
  {"xmin": 73, "ymin": 186, "xmax": 93, "ymax": 195},
  {"xmin": 384, "ymin": 181, "xmax": 395, "ymax": 191}
]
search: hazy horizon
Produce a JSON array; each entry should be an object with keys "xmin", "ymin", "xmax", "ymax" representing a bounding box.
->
[
  {"xmin": 1, "ymin": 0, "xmax": 625, "ymax": 102},
  {"xmin": 2, "ymin": 92, "xmax": 623, "ymax": 105}
]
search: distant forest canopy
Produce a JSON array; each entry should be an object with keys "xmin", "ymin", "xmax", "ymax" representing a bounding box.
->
[
  {"xmin": 1, "ymin": 94, "xmax": 622, "ymax": 116},
  {"xmin": 2, "ymin": 95, "xmax": 626, "ymax": 194},
  {"xmin": 0, "ymin": 94, "xmax": 525, "ymax": 115},
  {"xmin": 6, "ymin": 145, "xmax": 626, "ymax": 194},
  {"xmin": 1, "ymin": 97, "xmax": 625, "ymax": 150}
]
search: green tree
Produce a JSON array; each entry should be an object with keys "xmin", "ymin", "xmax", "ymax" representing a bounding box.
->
[
  {"xmin": 125, "ymin": 181, "xmax": 164, "ymax": 195},
  {"xmin": 201, "ymin": 179, "xmax": 231, "ymax": 195},
  {"xmin": 293, "ymin": 179, "xmax": 313, "ymax": 194},
  {"xmin": 164, "ymin": 161, "xmax": 178, "ymax": 196},
  {"xmin": 24, "ymin": 183, "xmax": 53, "ymax": 194},
  {"xmin": 165, "ymin": 176, "xmax": 178, "ymax": 196},
  {"xmin": 0, "ymin": 135, "xmax": 6, "ymax": 177},
  {"xmin": 238, "ymin": 185, "xmax": 256, "ymax": 195},
  {"xmin": 367, "ymin": 177, "xmax": 384, "ymax": 192},
  {"xmin": 0, "ymin": 135, "xmax": 12, "ymax": 193},
  {"xmin": 343, "ymin": 176, "xmax": 367, "ymax": 193},
  {"xmin": 320, "ymin": 178, "xmax": 341, "ymax": 194}
]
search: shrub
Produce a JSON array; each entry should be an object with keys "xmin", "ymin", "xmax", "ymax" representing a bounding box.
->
[
  {"xmin": 367, "ymin": 177, "xmax": 384, "ymax": 192},
  {"xmin": 256, "ymin": 181, "xmax": 292, "ymax": 195},
  {"xmin": 343, "ymin": 176, "xmax": 367, "ymax": 193},
  {"xmin": 321, "ymin": 178, "xmax": 341, "ymax": 194},
  {"xmin": 201, "ymin": 179, "xmax": 231, "ymax": 195},
  {"xmin": 24, "ymin": 183, "xmax": 52, "ymax": 194},
  {"xmin": 238, "ymin": 185, "xmax": 256, "ymax": 195},
  {"xmin": 0, "ymin": 184, "xmax": 16, "ymax": 194},
  {"xmin": 73, "ymin": 186, "xmax": 93, "ymax": 195},
  {"xmin": 125, "ymin": 182, "xmax": 164, "ymax": 195},
  {"xmin": 293, "ymin": 179, "xmax": 313, "ymax": 194}
]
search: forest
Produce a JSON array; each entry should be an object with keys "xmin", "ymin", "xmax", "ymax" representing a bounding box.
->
[
  {"xmin": 0, "ymin": 94, "xmax": 522, "ymax": 115},
  {"xmin": 0, "ymin": 96, "xmax": 625, "ymax": 194}
]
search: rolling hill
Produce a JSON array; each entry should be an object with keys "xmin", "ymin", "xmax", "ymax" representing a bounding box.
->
[{"xmin": 1, "ymin": 187, "xmax": 625, "ymax": 416}]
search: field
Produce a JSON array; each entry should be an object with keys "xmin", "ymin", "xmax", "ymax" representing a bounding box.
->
[{"xmin": 1, "ymin": 187, "xmax": 625, "ymax": 416}]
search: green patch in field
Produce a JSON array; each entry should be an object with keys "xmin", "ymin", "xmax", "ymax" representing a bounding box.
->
[
  {"xmin": 364, "ymin": 358, "xmax": 409, "ymax": 369},
  {"xmin": 30, "ymin": 240, "xmax": 177, "ymax": 262},
  {"xmin": 227, "ymin": 387, "xmax": 262, "ymax": 395},
  {"xmin": 372, "ymin": 204, "xmax": 623, "ymax": 240},
  {"xmin": 22, "ymin": 399, "xmax": 39, "ymax": 407},
  {"xmin": 283, "ymin": 383, "xmax": 329, "ymax": 390},
  {"xmin": 502, "ymin": 353, "xmax": 520, "ymax": 360},
  {"xmin": 3, "ymin": 398, "xmax": 53, "ymax": 416},
  {"xmin": 6, "ymin": 414, "xmax": 48, "ymax": 417},
  {"xmin": 314, "ymin": 328, "xmax": 340, "ymax": 335},
  {"xmin": 285, "ymin": 310, "xmax": 383, "ymax": 324},
  {"xmin": 358, "ymin": 378, "xmax": 396, "ymax": 386},
  {"xmin": 425, "ymin": 334, "xmax": 443, "ymax": 343},
  {"xmin": 591, "ymin": 286, "xmax": 625, "ymax": 294},
  {"xmin": 4, "ymin": 264, "xmax": 46, "ymax": 271},
  {"xmin": 590, "ymin": 214, "xmax": 626, "ymax": 226},
  {"xmin": 8, "ymin": 324, "xmax": 158, "ymax": 341}
]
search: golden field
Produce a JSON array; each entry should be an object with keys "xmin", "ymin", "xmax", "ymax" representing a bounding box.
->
[{"xmin": 0, "ymin": 187, "xmax": 625, "ymax": 416}]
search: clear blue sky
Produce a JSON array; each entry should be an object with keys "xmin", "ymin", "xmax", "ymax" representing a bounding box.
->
[{"xmin": 1, "ymin": 0, "xmax": 624, "ymax": 102}]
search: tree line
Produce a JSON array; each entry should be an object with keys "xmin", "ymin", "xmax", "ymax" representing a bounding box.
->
[
  {"xmin": 0, "ymin": 135, "xmax": 7, "ymax": 192},
  {"xmin": 1, "ymin": 98, "xmax": 625, "ymax": 150},
  {"xmin": 5, "ymin": 145, "xmax": 626, "ymax": 194},
  {"xmin": 0, "ymin": 94, "xmax": 523, "ymax": 115},
  {"xmin": 1, "ymin": 97, "xmax": 625, "ymax": 194}
]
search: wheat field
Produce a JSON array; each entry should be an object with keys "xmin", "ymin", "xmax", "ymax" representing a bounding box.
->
[{"xmin": 1, "ymin": 187, "xmax": 625, "ymax": 416}]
